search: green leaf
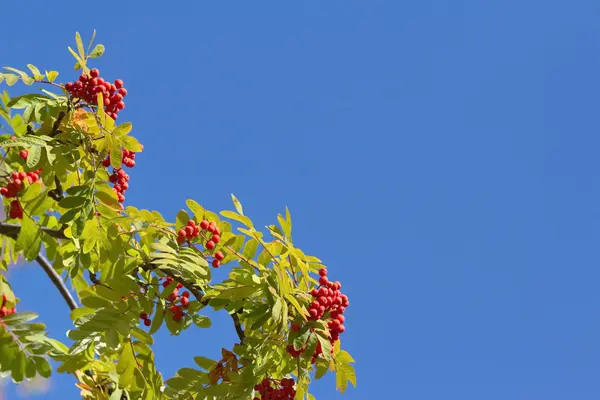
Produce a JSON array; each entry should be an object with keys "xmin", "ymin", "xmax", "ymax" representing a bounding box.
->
[
  {"xmin": 32, "ymin": 356, "xmax": 51, "ymax": 378},
  {"xmin": 58, "ymin": 196, "xmax": 87, "ymax": 209},
  {"xmin": 231, "ymin": 194, "xmax": 244, "ymax": 215},
  {"xmin": 194, "ymin": 356, "xmax": 217, "ymax": 370},
  {"xmin": 16, "ymin": 214, "xmax": 42, "ymax": 261},
  {"xmin": 2, "ymin": 312, "xmax": 38, "ymax": 326},
  {"xmin": 25, "ymin": 356, "xmax": 36, "ymax": 379},
  {"xmin": 272, "ymin": 297, "xmax": 282, "ymax": 325},
  {"xmin": 192, "ymin": 315, "xmax": 212, "ymax": 328},
  {"xmin": 113, "ymin": 122, "xmax": 132, "ymax": 137},
  {"xmin": 3, "ymin": 74, "xmax": 18, "ymax": 86},
  {"xmin": 149, "ymin": 303, "xmax": 164, "ymax": 335},
  {"xmin": 293, "ymin": 328, "xmax": 311, "ymax": 351},
  {"xmin": 117, "ymin": 345, "xmax": 136, "ymax": 389},
  {"xmin": 89, "ymin": 44, "xmax": 105, "ymax": 58},
  {"xmin": 75, "ymin": 32, "xmax": 85, "ymax": 59},
  {"xmin": 122, "ymin": 136, "xmax": 143, "ymax": 152},
  {"xmin": 335, "ymin": 363, "xmax": 357, "ymax": 393},
  {"xmin": 45, "ymin": 71, "xmax": 59, "ymax": 82},
  {"xmin": 26, "ymin": 145, "xmax": 42, "ymax": 168},
  {"xmin": 110, "ymin": 138, "xmax": 122, "ymax": 169},
  {"xmin": 81, "ymin": 220, "xmax": 98, "ymax": 254},
  {"xmin": 26, "ymin": 64, "xmax": 43, "ymax": 80},
  {"xmin": 220, "ymin": 210, "xmax": 254, "ymax": 229}
]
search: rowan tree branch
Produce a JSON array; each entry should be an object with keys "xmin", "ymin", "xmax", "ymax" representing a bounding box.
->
[
  {"xmin": 35, "ymin": 254, "xmax": 78, "ymax": 311},
  {"xmin": 0, "ymin": 223, "xmax": 66, "ymax": 239},
  {"xmin": 0, "ymin": 222, "xmax": 246, "ymax": 342}
]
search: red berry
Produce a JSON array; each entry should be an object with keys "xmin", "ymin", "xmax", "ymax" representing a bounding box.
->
[
  {"xmin": 90, "ymin": 68, "xmax": 100, "ymax": 78},
  {"xmin": 319, "ymin": 276, "xmax": 329, "ymax": 286},
  {"xmin": 118, "ymin": 88, "xmax": 127, "ymax": 97},
  {"xmin": 143, "ymin": 318, "xmax": 151, "ymax": 327},
  {"xmin": 140, "ymin": 312, "xmax": 148, "ymax": 319},
  {"xmin": 181, "ymin": 297, "xmax": 189, "ymax": 308},
  {"xmin": 200, "ymin": 220, "xmax": 209, "ymax": 229},
  {"xmin": 214, "ymin": 251, "xmax": 225, "ymax": 261},
  {"xmin": 319, "ymin": 268, "xmax": 327, "ymax": 276},
  {"xmin": 212, "ymin": 259, "xmax": 220, "ymax": 268},
  {"xmin": 205, "ymin": 240, "xmax": 215, "ymax": 250},
  {"xmin": 181, "ymin": 291, "xmax": 190, "ymax": 298},
  {"xmin": 115, "ymin": 79, "xmax": 124, "ymax": 89},
  {"xmin": 291, "ymin": 323, "xmax": 301, "ymax": 332}
]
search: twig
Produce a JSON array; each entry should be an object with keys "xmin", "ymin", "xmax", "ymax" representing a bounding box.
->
[
  {"xmin": 0, "ymin": 222, "xmax": 66, "ymax": 239},
  {"xmin": 49, "ymin": 111, "xmax": 66, "ymax": 137},
  {"xmin": 231, "ymin": 311, "xmax": 245, "ymax": 344},
  {"xmin": 48, "ymin": 176, "xmax": 64, "ymax": 201},
  {"xmin": 35, "ymin": 254, "xmax": 77, "ymax": 311}
]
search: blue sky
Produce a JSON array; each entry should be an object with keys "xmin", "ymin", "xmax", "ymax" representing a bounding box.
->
[{"xmin": 2, "ymin": 0, "xmax": 600, "ymax": 399}]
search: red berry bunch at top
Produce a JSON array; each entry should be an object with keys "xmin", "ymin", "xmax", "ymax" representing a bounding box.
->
[
  {"xmin": 253, "ymin": 378, "xmax": 296, "ymax": 400},
  {"xmin": 176, "ymin": 220, "xmax": 202, "ymax": 244},
  {"xmin": 177, "ymin": 219, "xmax": 225, "ymax": 268},
  {"xmin": 310, "ymin": 268, "xmax": 348, "ymax": 339},
  {"xmin": 0, "ymin": 294, "xmax": 16, "ymax": 317},
  {"xmin": 0, "ymin": 170, "xmax": 42, "ymax": 219},
  {"xmin": 65, "ymin": 68, "xmax": 127, "ymax": 120}
]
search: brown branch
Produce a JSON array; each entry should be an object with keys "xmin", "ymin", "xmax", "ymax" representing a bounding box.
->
[
  {"xmin": 35, "ymin": 254, "xmax": 78, "ymax": 311},
  {"xmin": 49, "ymin": 111, "xmax": 66, "ymax": 137},
  {"xmin": 231, "ymin": 311, "xmax": 245, "ymax": 344},
  {"xmin": 48, "ymin": 176, "xmax": 64, "ymax": 201},
  {"xmin": 0, "ymin": 222, "xmax": 66, "ymax": 239}
]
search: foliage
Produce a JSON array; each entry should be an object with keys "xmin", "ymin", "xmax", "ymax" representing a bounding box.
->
[{"xmin": 0, "ymin": 32, "xmax": 355, "ymax": 399}]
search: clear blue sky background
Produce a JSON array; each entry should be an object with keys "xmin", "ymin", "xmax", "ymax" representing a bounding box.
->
[{"xmin": 2, "ymin": 1, "xmax": 600, "ymax": 399}]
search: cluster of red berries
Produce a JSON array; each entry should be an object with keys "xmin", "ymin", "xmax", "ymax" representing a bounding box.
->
[
  {"xmin": 139, "ymin": 312, "xmax": 152, "ymax": 327},
  {"xmin": 102, "ymin": 149, "xmax": 137, "ymax": 169},
  {"xmin": 107, "ymin": 168, "xmax": 130, "ymax": 203},
  {"xmin": 287, "ymin": 269, "xmax": 349, "ymax": 363},
  {"xmin": 102, "ymin": 149, "xmax": 137, "ymax": 204},
  {"xmin": 176, "ymin": 219, "xmax": 225, "ymax": 268},
  {"xmin": 253, "ymin": 378, "xmax": 296, "ymax": 400},
  {"xmin": 65, "ymin": 68, "xmax": 127, "ymax": 120},
  {"xmin": 0, "ymin": 170, "xmax": 42, "ymax": 219},
  {"xmin": 162, "ymin": 276, "xmax": 190, "ymax": 322},
  {"xmin": 7, "ymin": 135, "xmax": 29, "ymax": 160},
  {"xmin": 0, "ymin": 294, "xmax": 16, "ymax": 317}
]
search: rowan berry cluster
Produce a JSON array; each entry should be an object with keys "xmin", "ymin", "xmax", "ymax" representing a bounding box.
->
[
  {"xmin": 107, "ymin": 168, "xmax": 130, "ymax": 203},
  {"xmin": 0, "ymin": 170, "xmax": 42, "ymax": 219},
  {"xmin": 287, "ymin": 268, "xmax": 349, "ymax": 362},
  {"xmin": 139, "ymin": 312, "xmax": 151, "ymax": 327},
  {"xmin": 253, "ymin": 378, "xmax": 296, "ymax": 400},
  {"xmin": 176, "ymin": 219, "xmax": 225, "ymax": 268},
  {"xmin": 102, "ymin": 149, "xmax": 136, "ymax": 204},
  {"xmin": 162, "ymin": 276, "xmax": 190, "ymax": 322},
  {"xmin": 0, "ymin": 294, "xmax": 16, "ymax": 317},
  {"xmin": 65, "ymin": 68, "xmax": 127, "ymax": 120}
]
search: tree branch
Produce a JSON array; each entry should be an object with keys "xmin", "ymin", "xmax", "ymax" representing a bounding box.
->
[
  {"xmin": 0, "ymin": 223, "xmax": 66, "ymax": 239},
  {"xmin": 231, "ymin": 311, "xmax": 245, "ymax": 344},
  {"xmin": 35, "ymin": 254, "xmax": 77, "ymax": 311},
  {"xmin": 0, "ymin": 223, "xmax": 245, "ymax": 341}
]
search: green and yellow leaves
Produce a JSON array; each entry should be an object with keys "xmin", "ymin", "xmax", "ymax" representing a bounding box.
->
[
  {"xmin": 0, "ymin": 312, "xmax": 67, "ymax": 383},
  {"xmin": 333, "ymin": 343, "xmax": 356, "ymax": 394},
  {"xmin": 70, "ymin": 31, "xmax": 106, "ymax": 71},
  {"xmin": 16, "ymin": 213, "xmax": 43, "ymax": 261}
]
